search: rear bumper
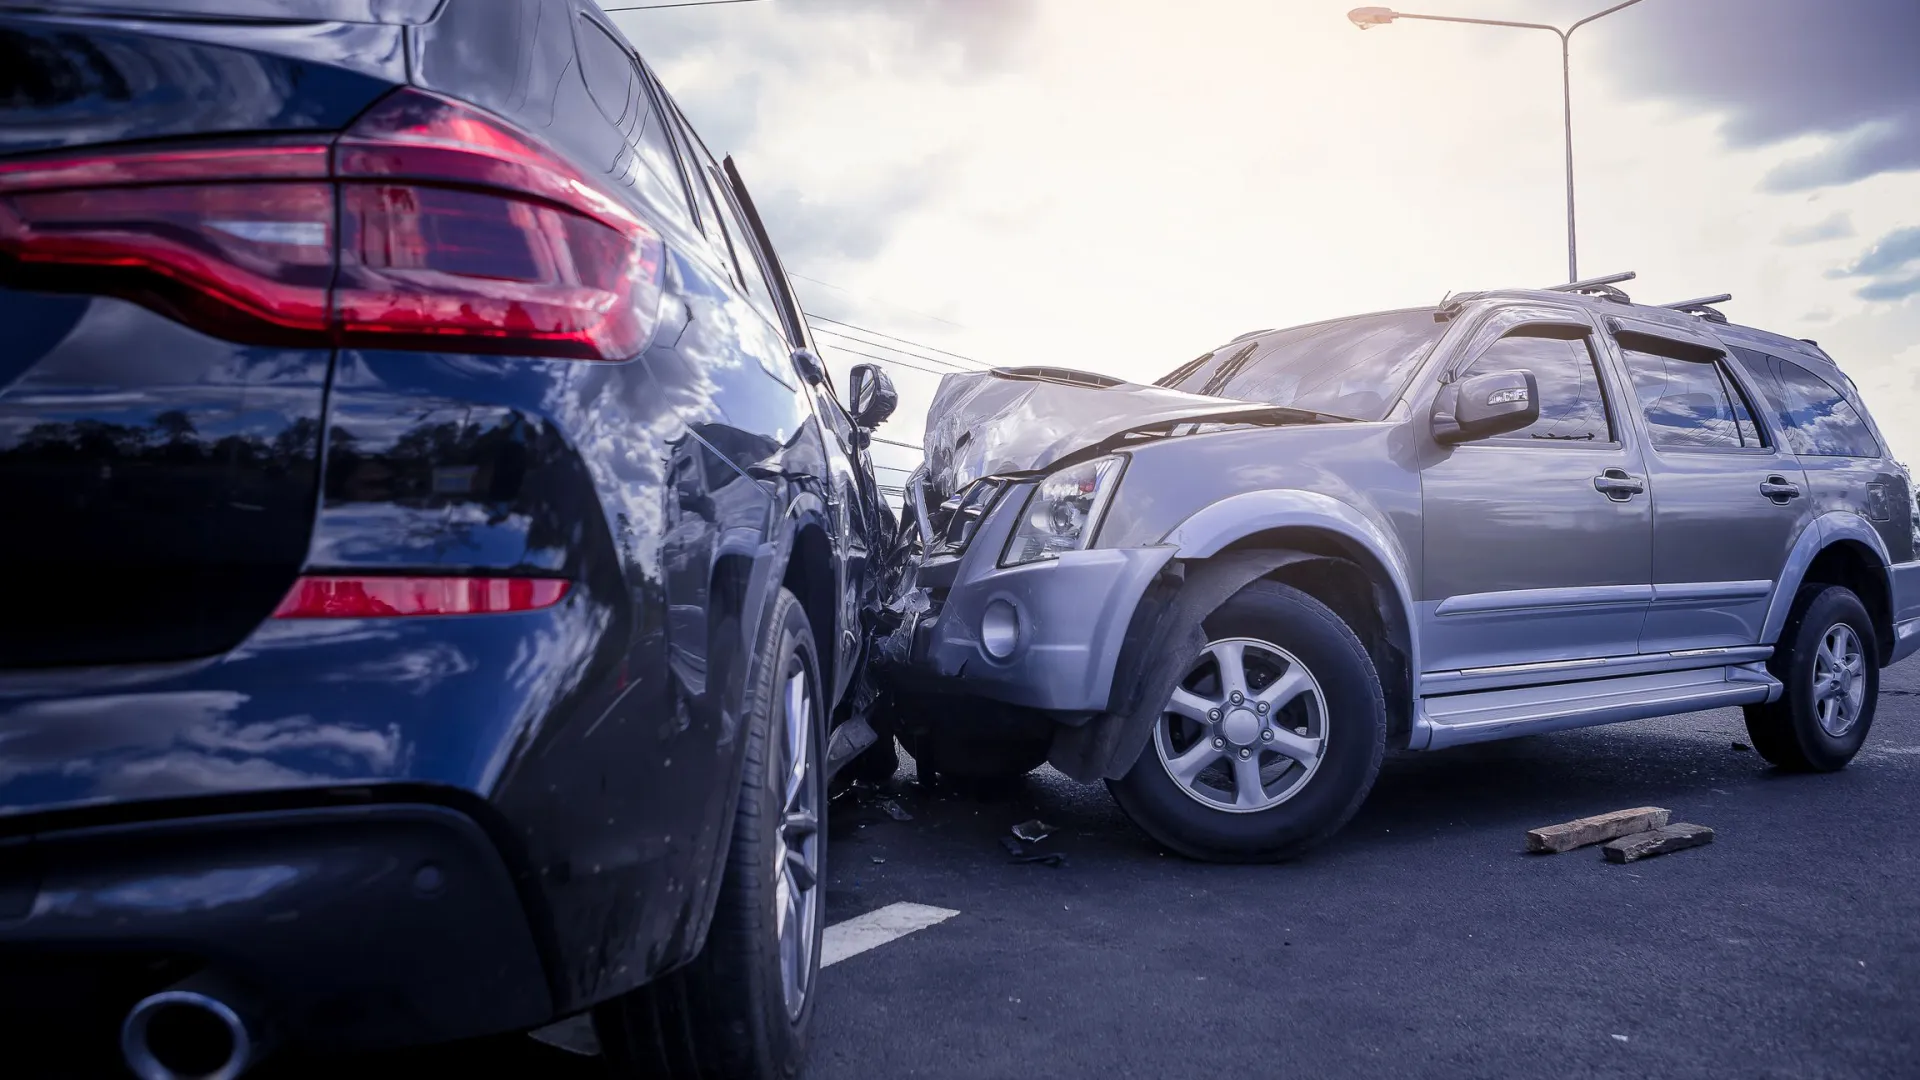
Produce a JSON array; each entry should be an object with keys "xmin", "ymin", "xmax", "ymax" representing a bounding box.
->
[
  {"xmin": 0, "ymin": 803, "xmax": 551, "ymax": 1053},
  {"xmin": 898, "ymin": 487, "xmax": 1175, "ymax": 713}
]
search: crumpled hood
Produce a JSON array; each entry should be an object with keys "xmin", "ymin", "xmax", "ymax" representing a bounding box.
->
[{"xmin": 920, "ymin": 367, "xmax": 1270, "ymax": 502}]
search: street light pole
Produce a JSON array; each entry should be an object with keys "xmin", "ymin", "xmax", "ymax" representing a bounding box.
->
[{"xmin": 1348, "ymin": 0, "xmax": 1650, "ymax": 283}]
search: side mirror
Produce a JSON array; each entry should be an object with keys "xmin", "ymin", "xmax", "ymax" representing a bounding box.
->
[
  {"xmin": 1432, "ymin": 369, "xmax": 1539, "ymax": 444},
  {"xmin": 847, "ymin": 362, "xmax": 899, "ymax": 430},
  {"xmin": 791, "ymin": 347, "xmax": 826, "ymax": 387}
]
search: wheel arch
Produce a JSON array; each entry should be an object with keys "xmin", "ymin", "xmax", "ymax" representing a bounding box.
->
[
  {"xmin": 780, "ymin": 506, "xmax": 840, "ymax": 701},
  {"xmin": 1765, "ymin": 513, "xmax": 1895, "ymax": 664},
  {"xmin": 1165, "ymin": 488, "xmax": 1420, "ymax": 717},
  {"xmin": 1054, "ymin": 495, "xmax": 1421, "ymax": 782},
  {"xmin": 1217, "ymin": 528, "xmax": 1416, "ymax": 747}
]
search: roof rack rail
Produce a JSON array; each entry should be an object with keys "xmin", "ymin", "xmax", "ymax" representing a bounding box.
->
[
  {"xmin": 1660, "ymin": 294, "xmax": 1732, "ymax": 324},
  {"xmin": 1546, "ymin": 270, "xmax": 1635, "ymax": 303}
]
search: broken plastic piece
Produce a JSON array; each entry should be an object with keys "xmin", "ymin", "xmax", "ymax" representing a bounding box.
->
[
  {"xmin": 880, "ymin": 799, "xmax": 913, "ymax": 822},
  {"xmin": 1011, "ymin": 819, "xmax": 1057, "ymax": 844}
]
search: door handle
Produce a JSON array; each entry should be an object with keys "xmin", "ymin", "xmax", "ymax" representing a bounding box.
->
[
  {"xmin": 1760, "ymin": 475, "xmax": 1801, "ymax": 503},
  {"xmin": 1593, "ymin": 469, "xmax": 1644, "ymax": 501}
]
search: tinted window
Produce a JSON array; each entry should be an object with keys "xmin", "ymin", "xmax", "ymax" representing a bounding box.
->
[
  {"xmin": 577, "ymin": 18, "xmax": 638, "ymax": 131},
  {"xmin": 574, "ymin": 18, "xmax": 694, "ymax": 234},
  {"xmin": 1460, "ymin": 333, "xmax": 1613, "ymax": 443},
  {"xmin": 705, "ymin": 166, "xmax": 788, "ymax": 332},
  {"xmin": 1744, "ymin": 353, "xmax": 1881, "ymax": 458},
  {"xmin": 663, "ymin": 110, "xmax": 735, "ymax": 263},
  {"xmin": 1621, "ymin": 347, "xmax": 1764, "ymax": 450},
  {"xmin": 1157, "ymin": 310, "xmax": 1445, "ymax": 421}
]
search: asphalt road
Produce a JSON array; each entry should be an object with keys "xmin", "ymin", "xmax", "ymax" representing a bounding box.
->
[{"xmin": 272, "ymin": 660, "xmax": 1920, "ymax": 1078}]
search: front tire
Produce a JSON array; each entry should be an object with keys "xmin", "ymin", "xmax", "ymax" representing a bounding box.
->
[
  {"xmin": 593, "ymin": 588, "xmax": 825, "ymax": 1080},
  {"xmin": 1107, "ymin": 579, "xmax": 1385, "ymax": 862},
  {"xmin": 1744, "ymin": 584, "xmax": 1878, "ymax": 772}
]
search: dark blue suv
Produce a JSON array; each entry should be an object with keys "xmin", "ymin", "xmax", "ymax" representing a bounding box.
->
[{"xmin": 0, "ymin": 2, "xmax": 899, "ymax": 1077}]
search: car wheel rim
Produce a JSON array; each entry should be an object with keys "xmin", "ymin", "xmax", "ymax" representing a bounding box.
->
[
  {"xmin": 1812, "ymin": 622, "xmax": 1867, "ymax": 738},
  {"xmin": 773, "ymin": 652, "xmax": 821, "ymax": 1020},
  {"xmin": 1153, "ymin": 636, "xmax": 1329, "ymax": 815}
]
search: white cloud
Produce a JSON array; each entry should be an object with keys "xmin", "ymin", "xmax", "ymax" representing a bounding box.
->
[{"xmin": 607, "ymin": 0, "xmax": 1919, "ymax": 473}]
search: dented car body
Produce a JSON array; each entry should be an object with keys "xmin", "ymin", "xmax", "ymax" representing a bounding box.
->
[{"xmin": 878, "ymin": 279, "xmax": 1920, "ymax": 862}]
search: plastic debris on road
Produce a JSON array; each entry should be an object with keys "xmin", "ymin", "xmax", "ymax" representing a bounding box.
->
[
  {"xmin": 1000, "ymin": 835, "xmax": 1067, "ymax": 867},
  {"xmin": 1011, "ymin": 819, "xmax": 1057, "ymax": 843}
]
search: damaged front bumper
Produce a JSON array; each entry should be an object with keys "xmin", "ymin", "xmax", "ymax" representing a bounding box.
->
[{"xmin": 882, "ymin": 479, "xmax": 1175, "ymax": 715}]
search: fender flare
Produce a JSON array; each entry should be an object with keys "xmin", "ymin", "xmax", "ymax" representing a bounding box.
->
[
  {"xmin": 1163, "ymin": 488, "xmax": 1422, "ymax": 684},
  {"xmin": 1050, "ymin": 491, "xmax": 1423, "ymax": 783},
  {"xmin": 1760, "ymin": 511, "xmax": 1893, "ymax": 646}
]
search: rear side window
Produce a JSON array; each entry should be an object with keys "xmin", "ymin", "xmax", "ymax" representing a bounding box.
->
[
  {"xmin": 1459, "ymin": 333, "xmax": 1613, "ymax": 443},
  {"xmin": 1742, "ymin": 352, "xmax": 1881, "ymax": 458},
  {"xmin": 1620, "ymin": 346, "xmax": 1764, "ymax": 451},
  {"xmin": 575, "ymin": 17, "xmax": 695, "ymax": 235},
  {"xmin": 577, "ymin": 18, "xmax": 639, "ymax": 131}
]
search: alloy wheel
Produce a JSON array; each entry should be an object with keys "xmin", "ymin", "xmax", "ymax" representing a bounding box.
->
[
  {"xmin": 1812, "ymin": 622, "xmax": 1868, "ymax": 738},
  {"xmin": 1152, "ymin": 636, "xmax": 1329, "ymax": 814},
  {"xmin": 773, "ymin": 658, "xmax": 822, "ymax": 1019}
]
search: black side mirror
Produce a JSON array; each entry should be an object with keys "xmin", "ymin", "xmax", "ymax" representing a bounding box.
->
[
  {"xmin": 848, "ymin": 362, "xmax": 899, "ymax": 430},
  {"xmin": 1432, "ymin": 369, "xmax": 1539, "ymax": 444},
  {"xmin": 792, "ymin": 348, "xmax": 826, "ymax": 386}
]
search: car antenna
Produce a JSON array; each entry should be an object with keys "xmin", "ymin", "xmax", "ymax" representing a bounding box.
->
[
  {"xmin": 1546, "ymin": 270, "xmax": 1636, "ymax": 304},
  {"xmin": 1659, "ymin": 294, "xmax": 1732, "ymax": 325}
]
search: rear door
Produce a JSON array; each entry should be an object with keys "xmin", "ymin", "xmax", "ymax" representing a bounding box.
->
[
  {"xmin": 1606, "ymin": 318, "xmax": 1812, "ymax": 652},
  {"xmin": 1418, "ymin": 302, "xmax": 1654, "ymax": 673}
]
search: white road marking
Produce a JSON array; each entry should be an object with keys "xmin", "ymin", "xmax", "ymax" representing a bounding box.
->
[
  {"xmin": 822, "ymin": 901, "xmax": 960, "ymax": 968},
  {"xmin": 530, "ymin": 901, "xmax": 960, "ymax": 1056}
]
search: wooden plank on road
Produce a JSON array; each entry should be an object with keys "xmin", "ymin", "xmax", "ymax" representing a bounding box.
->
[
  {"xmin": 1604, "ymin": 822, "xmax": 1715, "ymax": 863},
  {"xmin": 1527, "ymin": 806, "xmax": 1671, "ymax": 853}
]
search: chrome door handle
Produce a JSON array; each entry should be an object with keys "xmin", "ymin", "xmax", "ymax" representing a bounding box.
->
[
  {"xmin": 1760, "ymin": 475, "xmax": 1801, "ymax": 503},
  {"xmin": 1593, "ymin": 469, "xmax": 1644, "ymax": 501}
]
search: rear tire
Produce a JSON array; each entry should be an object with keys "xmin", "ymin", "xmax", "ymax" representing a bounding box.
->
[
  {"xmin": 593, "ymin": 589, "xmax": 825, "ymax": 1080},
  {"xmin": 1107, "ymin": 579, "xmax": 1384, "ymax": 863},
  {"xmin": 1744, "ymin": 584, "xmax": 1878, "ymax": 772}
]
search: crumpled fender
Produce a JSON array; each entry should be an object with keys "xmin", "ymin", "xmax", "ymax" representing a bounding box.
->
[{"xmin": 1048, "ymin": 549, "xmax": 1329, "ymax": 783}]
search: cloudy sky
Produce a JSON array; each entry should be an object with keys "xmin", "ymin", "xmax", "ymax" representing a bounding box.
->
[{"xmin": 602, "ymin": 0, "xmax": 1919, "ymax": 481}]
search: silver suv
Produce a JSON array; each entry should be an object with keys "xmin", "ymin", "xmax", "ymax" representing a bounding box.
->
[{"xmin": 877, "ymin": 272, "xmax": 1920, "ymax": 862}]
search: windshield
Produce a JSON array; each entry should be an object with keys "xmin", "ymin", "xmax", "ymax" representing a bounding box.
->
[{"xmin": 1155, "ymin": 308, "xmax": 1446, "ymax": 421}]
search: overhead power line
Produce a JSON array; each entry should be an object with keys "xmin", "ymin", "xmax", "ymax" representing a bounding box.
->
[
  {"xmin": 805, "ymin": 313, "xmax": 993, "ymax": 371},
  {"xmin": 812, "ymin": 340, "xmax": 959, "ymax": 381},
  {"xmin": 812, "ymin": 326, "xmax": 977, "ymax": 373}
]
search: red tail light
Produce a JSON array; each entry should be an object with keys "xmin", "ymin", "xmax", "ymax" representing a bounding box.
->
[
  {"xmin": 0, "ymin": 90, "xmax": 663, "ymax": 361},
  {"xmin": 273, "ymin": 576, "xmax": 571, "ymax": 618}
]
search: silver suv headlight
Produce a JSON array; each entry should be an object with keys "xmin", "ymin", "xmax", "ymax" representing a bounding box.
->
[{"xmin": 1001, "ymin": 454, "xmax": 1124, "ymax": 567}]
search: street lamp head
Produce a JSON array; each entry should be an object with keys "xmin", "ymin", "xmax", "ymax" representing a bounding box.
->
[{"xmin": 1348, "ymin": 6, "xmax": 1398, "ymax": 29}]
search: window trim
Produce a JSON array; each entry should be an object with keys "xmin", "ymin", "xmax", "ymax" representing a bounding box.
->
[
  {"xmin": 1455, "ymin": 325, "xmax": 1623, "ymax": 451},
  {"xmin": 1767, "ymin": 353, "xmax": 1884, "ymax": 459},
  {"xmin": 1619, "ymin": 337, "xmax": 1779, "ymax": 457}
]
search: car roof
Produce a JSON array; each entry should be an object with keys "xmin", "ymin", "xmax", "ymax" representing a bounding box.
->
[{"xmin": 1441, "ymin": 287, "xmax": 1839, "ymax": 372}]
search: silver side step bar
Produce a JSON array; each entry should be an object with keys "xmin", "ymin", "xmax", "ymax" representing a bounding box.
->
[{"xmin": 1409, "ymin": 664, "xmax": 1780, "ymax": 751}]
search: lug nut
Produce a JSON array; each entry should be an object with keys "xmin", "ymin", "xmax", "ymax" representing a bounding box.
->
[
  {"xmin": 1208, "ymin": 709, "xmax": 1221, "ymax": 722},
  {"xmin": 1255, "ymin": 701, "xmax": 1269, "ymax": 714},
  {"xmin": 1212, "ymin": 737, "xmax": 1225, "ymax": 749},
  {"xmin": 1230, "ymin": 691, "xmax": 1244, "ymax": 704},
  {"xmin": 1261, "ymin": 729, "xmax": 1273, "ymax": 741},
  {"xmin": 1239, "ymin": 748, "xmax": 1252, "ymax": 759}
]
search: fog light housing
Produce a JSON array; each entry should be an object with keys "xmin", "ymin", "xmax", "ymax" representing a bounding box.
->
[{"xmin": 981, "ymin": 598, "xmax": 1020, "ymax": 659}]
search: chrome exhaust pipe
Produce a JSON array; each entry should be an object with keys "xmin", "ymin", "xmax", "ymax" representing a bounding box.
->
[{"xmin": 121, "ymin": 972, "xmax": 267, "ymax": 1080}]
